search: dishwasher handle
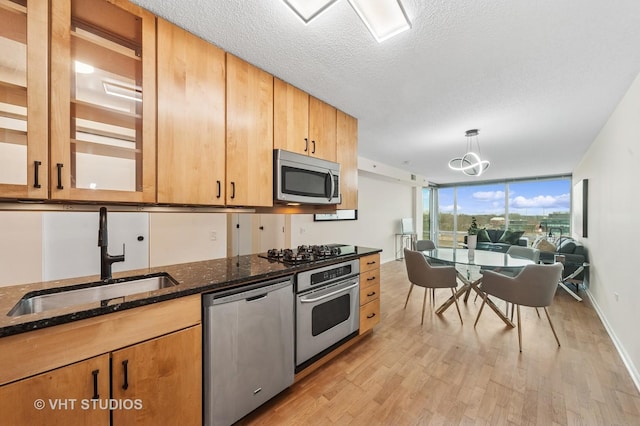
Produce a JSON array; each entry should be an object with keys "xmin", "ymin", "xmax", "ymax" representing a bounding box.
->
[{"xmin": 204, "ymin": 276, "xmax": 293, "ymax": 306}]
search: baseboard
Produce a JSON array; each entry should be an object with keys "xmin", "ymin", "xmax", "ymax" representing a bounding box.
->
[{"xmin": 584, "ymin": 288, "xmax": 640, "ymax": 394}]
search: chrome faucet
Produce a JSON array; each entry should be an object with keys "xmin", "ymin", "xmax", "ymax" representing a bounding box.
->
[{"xmin": 98, "ymin": 207, "xmax": 125, "ymax": 281}]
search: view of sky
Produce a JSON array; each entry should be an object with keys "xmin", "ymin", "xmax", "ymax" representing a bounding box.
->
[{"xmin": 427, "ymin": 179, "xmax": 571, "ymax": 216}]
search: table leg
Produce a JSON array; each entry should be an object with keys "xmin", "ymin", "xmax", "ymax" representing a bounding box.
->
[
  {"xmin": 435, "ymin": 273, "xmax": 515, "ymax": 328},
  {"xmin": 559, "ymin": 281, "xmax": 583, "ymax": 302},
  {"xmin": 557, "ymin": 264, "xmax": 586, "ymax": 302}
]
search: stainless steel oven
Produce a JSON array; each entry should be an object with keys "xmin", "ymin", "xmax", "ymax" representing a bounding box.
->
[{"xmin": 295, "ymin": 259, "xmax": 359, "ymax": 372}]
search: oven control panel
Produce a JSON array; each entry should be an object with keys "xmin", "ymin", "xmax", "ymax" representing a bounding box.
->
[{"xmin": 296, "ymin": 259, "xmax": 360, "ymax": 293}]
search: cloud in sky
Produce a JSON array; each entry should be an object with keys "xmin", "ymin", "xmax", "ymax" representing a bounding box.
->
[
  {"xmin": 440, "ymin": 204, "xmax": 455, "ymax": 212},
  {"xmin": 466, "ymin": 190, "xmax": 571, "ymax": 213},
  {"xmin": 510, "ymin": 193, "xmax": 570, "ymax": 209},
  {"xmin": 473, "ymin": 191, "xmax": 505, "ymax": 201}
]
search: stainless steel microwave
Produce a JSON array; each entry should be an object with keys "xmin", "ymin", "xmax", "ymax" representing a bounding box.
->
[{"xmin": 274, "ymin": 149, "xmax": 341, "ymax": 205}]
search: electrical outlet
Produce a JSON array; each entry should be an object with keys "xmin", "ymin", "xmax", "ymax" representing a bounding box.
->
[
  {"xmin": 300, "ymin": 227, "xmax": 306, "ymax": 234},
  {"xmin": 209, "ymin": 231, "xmax": 217, "ymax": 241}
]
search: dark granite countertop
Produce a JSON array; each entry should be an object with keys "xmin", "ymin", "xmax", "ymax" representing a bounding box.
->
[{"xmin": 0, "ymin": 246, "xmax": 381, "ymax": 338}]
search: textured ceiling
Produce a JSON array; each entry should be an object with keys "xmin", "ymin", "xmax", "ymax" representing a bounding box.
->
[{"xmin": 132, "ymin": 0, "xmax": 640, "ymax": 184}]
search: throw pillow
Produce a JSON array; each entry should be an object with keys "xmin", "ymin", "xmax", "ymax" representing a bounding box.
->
[
  {"xmin": 507, "ymin": 230, "xmax": 525, "ymax": 245},
  {"xmin": 477, "ymin": 228, "xmax": 491, "ymax": 242},
  {"xmin": 558, "ymin": 240, "xmax": 577, "ymax": 254},
  {"xmin": 498, "ymin": 230, "xmax": 513, "ymax": 244},
  {"xmin": 536, "ymin": 239, "xmax": 557, "ymax": 252}
]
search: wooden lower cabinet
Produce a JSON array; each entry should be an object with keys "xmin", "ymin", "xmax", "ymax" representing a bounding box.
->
[
  {"xmin": 0, "ymin": 325, "xmax": 201, "ymax": 425},
  {"xmin": 0, "ymin": 355, "xmax": 111, "ymax": 425},
  {"xmin": 112, "ymin": 325, "xmax": 202, "ymax": 425},
  {"xmin": 359, "ymin": 254, "xmax": 381, "ymax": 334}
]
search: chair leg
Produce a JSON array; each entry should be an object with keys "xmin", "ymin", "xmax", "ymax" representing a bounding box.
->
[
  {"xmin": 535, "ymin": 307, "xmax": 541, "ymax": 318},
  {"xmin": 421, "ymin": 288, "xmax": 428, "ymax": 325},
  {"xmin": 451, "ymin": 288, "xmax": 463, "ymax": 325},
  {"xmin": 403, "ymin": 284, "xmax": 414, "ymax": 309},
  {"xmin": 544, "ymin": 307, "xmax": 561, "ymax": 347},
  {"xmin": 516, "ymin": 305, "xmax": 522, "ymax": 352},
  {"xmin": 474, "ymin": 292, "xmax": 488, "ymax": 327}
]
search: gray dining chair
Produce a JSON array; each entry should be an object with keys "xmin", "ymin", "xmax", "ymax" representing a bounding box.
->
[
  {"xmin": 507, "ymin": 245, "xmax": 540, "ymax": 263},
  {"xmin": 415, "ymin": 239, "xmax": 436, "ymax": 251},
  {"xmin": 474, "ymin": 262, "xmax": 563, "ymax": 352},
  {"xmin": 502, "ymin": 245, "xmax": 542, "ymax": 317},
  {"xmin": 403, "ymin": 248, "xmax": 463, "ymax": 325}
]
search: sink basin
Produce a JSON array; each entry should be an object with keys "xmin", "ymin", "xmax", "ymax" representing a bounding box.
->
[{"xmin": 7, "ymin": 273, "xmax": 179, "ymax": 317}]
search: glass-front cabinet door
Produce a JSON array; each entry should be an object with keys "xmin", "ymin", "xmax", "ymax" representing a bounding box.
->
[
  {"xmin": 0, "ymin": 0, "xmax": 48, "ymax": 200},
  {"xmin": 50, "ymin": 0, "xmax": 156, "ymax": 202}
]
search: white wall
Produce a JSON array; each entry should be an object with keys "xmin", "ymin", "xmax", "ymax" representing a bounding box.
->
[
  {"xmin": 0, "ymin": 212, "xmax": 42, "ymax": 286},
  {"xmin": 149, "ymin": 213, "xmax": 227, "ymax": 267},
  {"xmin": 43, "ymin": 212, "xmax": 149, "ymax": 281},
  {"xmin": 0, "ymin": 211, "xmax": 228, "ymax": 287},
  {"xmin": 291, "ymin": 171, "xmax": 417, "ymax": 264},
  {"xmin": 573, "ymin": 71, "xmax": 640, "ymax": 389}
]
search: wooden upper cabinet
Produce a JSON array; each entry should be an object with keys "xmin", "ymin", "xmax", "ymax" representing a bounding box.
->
[
  {"xmin": 0, "ymin": 354, "xmax": 110, "ymax": 425},
  {"xmin": 337, "ymin": 110, "xmax": 358, "ymax": 210},
  {"xmin": 274, "ymin": 79, "xmax": 337, "ymax": 162},
  {"xmin": 112, "ymin": 326, "xmax": 202, "ymax": 425},
  {"xmin": 50, "ymin": 0, "xmax": 156, "ymax": 203},
  {"xmin": 273, "ymin": 78, "xmax": 309, "ymax": 156},
  {"xmin": 225, "ymin": 54, "xmax": 273, "ymax": 207},
  {"xmin": 308, "ymin": 96, "xmax": 337, "ymax": 162},
  {"xmin": 157, "ymin": 19, "xmax": 225, "ymax": 205},
  {"xmin": 0, "ymin": 0, "xmax": 48, "ymax": 200}
]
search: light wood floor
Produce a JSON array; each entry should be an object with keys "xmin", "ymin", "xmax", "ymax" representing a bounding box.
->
[{"xmin": 241, "ymin": 260, "xmax": 640, "ymax": 425}]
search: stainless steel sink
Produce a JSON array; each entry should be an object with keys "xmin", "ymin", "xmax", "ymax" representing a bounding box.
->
[{"xmin": 7, "ymin": 273, "xmax": 179, "ymax": 317}]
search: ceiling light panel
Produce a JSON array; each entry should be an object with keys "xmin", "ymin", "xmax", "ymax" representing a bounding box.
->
[
  {"xmin": 348, "ymin": 0, "xmax": 411, "ymax": 42},
  {"xmin": 283, "ymin": 0, "xmax": 339, "ymax": 24}
]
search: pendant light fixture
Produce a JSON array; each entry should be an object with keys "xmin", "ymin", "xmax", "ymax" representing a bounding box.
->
[
  {"xmin": 282, "ymin": 0, "xmax": 411, "ymax": 43},
  {"xmin": 448, "ymin": 129, "xmax": 490, "ymax": 176}
]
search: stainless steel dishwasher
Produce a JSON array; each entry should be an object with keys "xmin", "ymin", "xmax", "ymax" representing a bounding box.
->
[{"xmin": 203, "ymin": 276, "xmax": 294, "ymax": 426}]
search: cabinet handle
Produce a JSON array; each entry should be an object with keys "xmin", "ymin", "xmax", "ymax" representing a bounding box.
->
[
  {"xmin": 367, "ymin": 313, "xmax": 376, "ymax": 319},
  {"xmin": 259, "ymin": 226, "xmax": 264, "ymax": 230},
  {"xmin": 367, "ymin": 261, "xmax": 376, "ymax": 265},
  {"xmin": 367, "ymin": 291, "xmax": 376, "ymax": 297},
  {"xmin": 216, "ymin": 180, "xmax": 221, "ymax": 198},
  {"xmin": 230, "ymin": 182, "xmax": 236, "ymax": 199},
  {"xmin": 56, "ymin": 163, "xmax": 63, "ymax": 189},
  {"xmin": 304, "ymin": 138, "xmax": 308, "ymax": 152},
  {"xmin": 311, "ymin": 140, "xmax": 316, "ymax": 154},
  {"xmin": 33, "ymin": 161, "xmax": 42, "ymax": 188},
  {"xmin": 91, "ymin": 369, "xmax": 99, "ymax": 399},
  {"xmin": 366, "ymin": 276, "xmax": 376, "ymax": 281},
  {"xmin": 122, "ymin": 360, "xmax": 129, "ymax": 390}
]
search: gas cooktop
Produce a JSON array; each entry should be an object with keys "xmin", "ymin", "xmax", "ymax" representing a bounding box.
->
[{"xmin": 258, "ymin": 244, "xmax": 356, "ymax": 264}]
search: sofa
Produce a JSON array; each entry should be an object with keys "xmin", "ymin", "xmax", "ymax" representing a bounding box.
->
[
  {"xmin": 537, "ymin": 237, "xmax": 588, "ymax": 282},
  {"xmin": 465, "ymin": 229, "xmax": 528, "ymax": 253}
]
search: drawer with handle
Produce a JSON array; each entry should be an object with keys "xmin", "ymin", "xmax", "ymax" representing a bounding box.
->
[
  {"xmin": 360, "ymin": 269, "xmax": 379, "ymax": 290},
  {"xmin": 359, "ymin": 282, "xmax": 380, "ymax": 306},
  {"xmin": 359, "ymin": 253, "xmax": 380, "ymax": 274},
  {"xmin": 359, "ymin": 298, "xmax": 380, "ymax": 334}
]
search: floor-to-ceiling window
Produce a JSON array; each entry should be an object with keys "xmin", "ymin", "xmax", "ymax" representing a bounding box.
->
[
  {"xmin": 455, "ymin": 183, "xmax": 506, "ymax": 237},
  {"xmin": 421, "ymin": 187, "xmax": 431, "ymax": 240},
  {"xmin": 507, "ymin": 179, "xmax": 571, "ymax": 244},
  {"xmin": 436, "ymin": 187, "xmax": 455, "ymax": 247},
  {"xmin": 434, "ymin": 176, "xmax": 571, "ymax": 247}
]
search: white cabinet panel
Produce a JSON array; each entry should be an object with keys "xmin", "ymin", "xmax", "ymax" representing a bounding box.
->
[{"xmin": 43, "ymin": 212, "xmax": 149, "ymax": 281}]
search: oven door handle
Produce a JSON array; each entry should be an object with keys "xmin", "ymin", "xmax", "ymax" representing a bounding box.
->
[{"xmin": 299, "ymin": 282, "xmax": 358, "ymax": 303}]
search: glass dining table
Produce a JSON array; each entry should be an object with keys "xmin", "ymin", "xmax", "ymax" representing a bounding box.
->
[{"xmin": 421, "ymin": 248, "xmax": 534, "ymax": 327}]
